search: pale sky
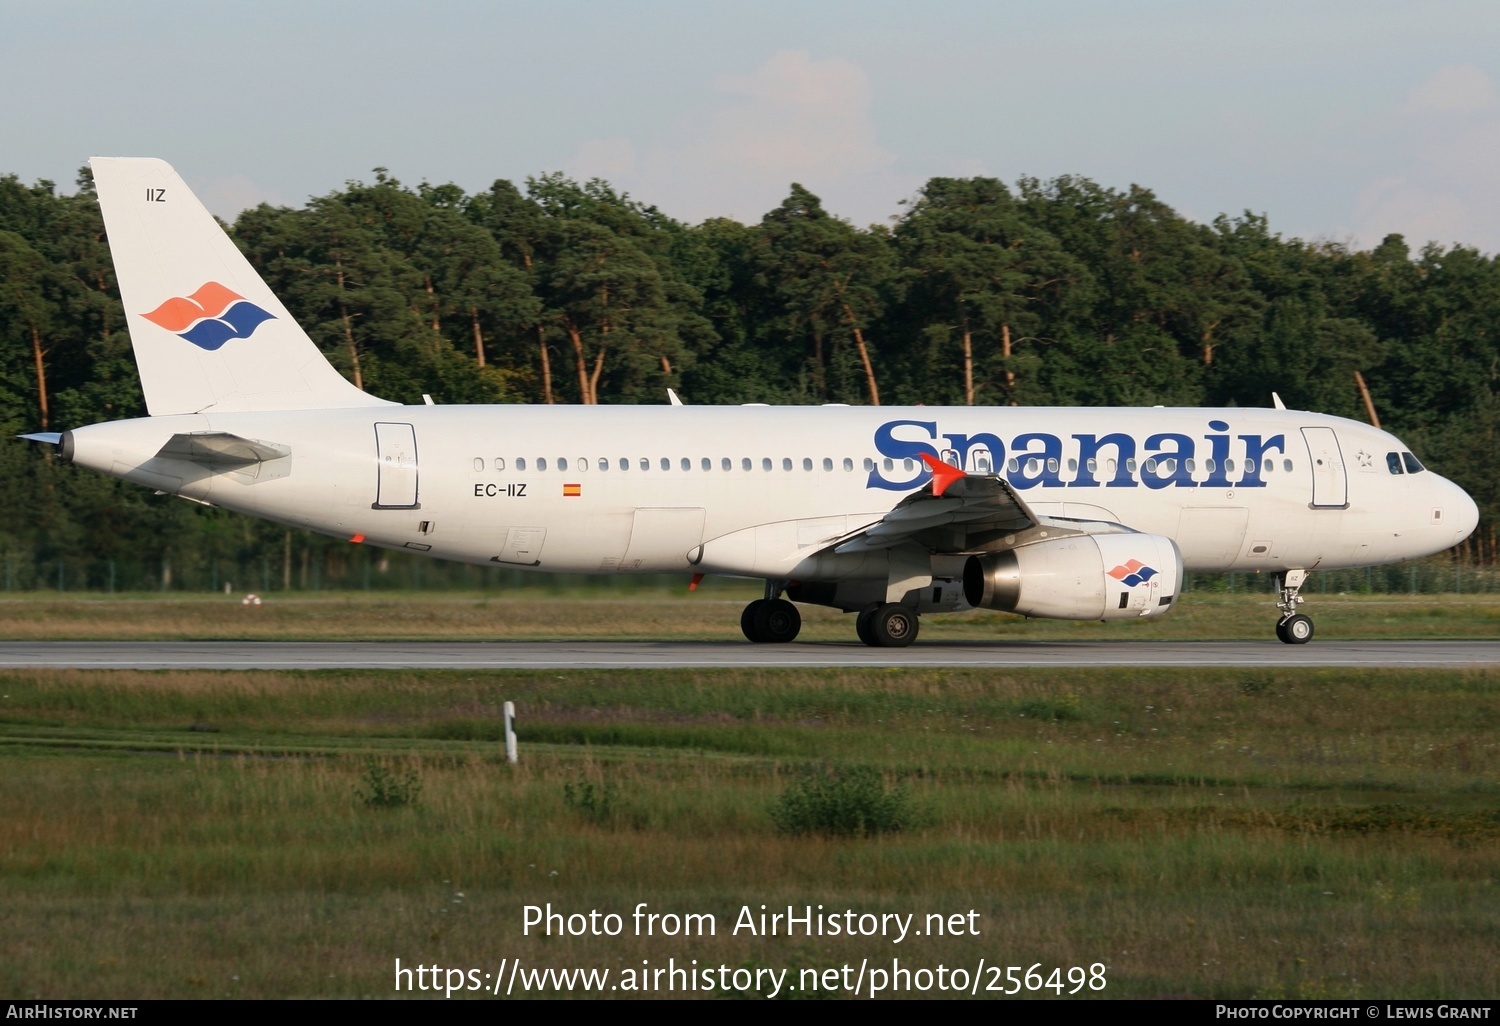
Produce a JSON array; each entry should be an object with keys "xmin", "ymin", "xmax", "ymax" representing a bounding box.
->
[{"xmin": 4, "ymin": 0, "xmax": 1499, "ymax": 253}]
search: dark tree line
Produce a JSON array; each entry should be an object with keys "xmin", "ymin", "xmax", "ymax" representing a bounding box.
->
[{"xmin": 1, "ymin": 165, "xmax": 1496, "ymax": 590}]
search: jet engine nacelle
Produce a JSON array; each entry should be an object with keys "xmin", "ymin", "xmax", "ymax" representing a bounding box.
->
[{"xmin": 962, "ymin": 533, "xmax": 1182, "ymax": 620}]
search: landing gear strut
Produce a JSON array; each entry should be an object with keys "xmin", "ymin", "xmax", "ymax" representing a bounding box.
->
[
  {"xmin": 1275, "ymin": 569, "xmax": 1313, "ymax": 645},
  {"xmin": 856, "ymin": 603, "xmax": 920, "ymax": 648},
  {"xmin": 741, "ymin": 582, "xmax": 801, "ymax": 643}
]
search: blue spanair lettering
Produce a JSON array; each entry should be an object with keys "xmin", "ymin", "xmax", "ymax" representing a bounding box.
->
[
  {"xmin": 1143, "ymin": 432, "xmax": 1197, "ymax": 489},
  {"xmin": 1071, "ymin": 433, "xmax": 1137, "ymax": 488},
  {"xmin": 1008, "ymin": 432, "xmax": 1065, "ymax": 489},
  {"xmin": 942, "ymin": 432, "xmax": 1006, "ymax": 473},
  {"xmin": 1203, "ymin": 420, "xmax": 1233, "ymax": 487},
  {"xmin": 868, "ymin": 420, "xmax": 938, "ymax": 491},
  {"xmin": 1237, "ymin": 433, "xmax": 1284, "ymax": 488}
]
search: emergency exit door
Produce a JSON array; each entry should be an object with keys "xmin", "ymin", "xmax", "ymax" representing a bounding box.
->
[{"xmin": 372, "ymin": 422, "xmax": 421, "ymax": 509}]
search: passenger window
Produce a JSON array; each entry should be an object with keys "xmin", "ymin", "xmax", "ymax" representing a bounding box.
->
[
  {"xmin": 1086, "ymin": 458, "xmax": 1098, "ymax": 474},
  {"xmin": 742, "ymin": 458, "xmax": 751, "ymax": 471},
  {"xmin": 864, "ymin": 458, "xmax": 874, "ymax": 471},
  {"xmin": 803, "ymin": 458, "xmax": 813, "ymax": 471},
  {"xmin": 558, "ymin": 458, "xmax": 568, "ymax": 471},
  {"xmin": 1046, "ymin": 458, "xmax": 1058, "ymax": 473},
  {"xmin": 762, "ymin": 458, "xmax": 772, "ymax": 472},
  {"xmin": 1067, "ymin": 458, "xmax": 1077, "ymax": 472},
  {"xmin": 660, "ymin": 457, "xmax": 670, "ymax": 471},
  {"xmin": 495, "ymin": 458, "xmax": 505, "ymax": 471},
  {"xmin": 977, "ymin": 456, "xmax": 991, "ymax": 473},
  {"xmin": 681, "ymin": 457, "xmax": 691, "ymax": 471},
  {"xmin": 843, "ymin": 457, "xmax": 853, "ymax": 471},
  {"xmin": 822, "ymin": 458, "xmax": 833, "ymax": 471},
  {"xmin": 1282, "ymin": 459, "xmax": 1292, "ymax": 472},
  {"xmin": 620, "ymin": 458, "xmax": 629, "ymax": 471},
  {"xmin": 472, "ymin": 457, "xmax": 484, "ymax": 472},
  {"xmin": 1126, "ymin": 458, "xmax": 1138, "ymax": 473},
  {"xmin": 903, "ymin": 459, "xmax": 915, "ymax": 472},
  {"xmin": 1143, "ymin": 458, "xmax": 1157, "ymax": 473},
  {"xmin": 1263, "ymin": 458, "xmax": 1272, "ymax": 473},
  {"xmin": 883, "ymin": 458, "xmax": 894, "ymax": 471},
  {"xmin": 1387, "ymin": 452, "xmax": 1403, "ymax": 474},
  {"xmin": 1185, "ymin": 458, "xmax": 1195, "ymax": 473},
  {"xmin": 1402, "ymin": 452, "xmax": 1425, "ymax": 474},
  {"xmin": 537, "ymin": 457, "xmax": 547, "ymax": 471},
  {"xmin": 516, "ymin": 457, "xmax": 526, "ymax": 471},
  {"xmin": 1224, "ymin": 458, "xmax": 1236, "ymax": 473},
  {"xmin": 1162, "ymin": 459, "xmax": 1176, "ymax": 474},
  {"xmin": 576, "ymin": 458, "xmax": 586, "ymax": 472},
  {"xmin": 1204, "ymin": 458, "xmax": 1215, "ymax": 473},
  {"xmin": 1007, "ymin": 459, "xmax": 1019, "ymax": 473},
  {"xmin": 783, "ymin": 458, "xmax": 793, "ymax": 472},
  {"xmin": 702, "ymin": 457, "xmax": 711, "ymax": 471},
  {"xmin": 599, "ymin": 458, "xmax": 609, "ymax": 472}
]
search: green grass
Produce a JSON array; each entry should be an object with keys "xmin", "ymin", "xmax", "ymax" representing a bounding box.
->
[
  {"xmin": 1, "ymin": 665, "xmax": 1498, "ymax": 998},
  {"xmin": 0, "ymin": 590, "xmax": 1495, "ymax": 641}
]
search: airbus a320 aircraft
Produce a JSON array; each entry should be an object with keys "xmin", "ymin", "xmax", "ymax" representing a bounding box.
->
[{"xmin": 20, "ymin": 158, "xmax": 1481, "ymax": 647}]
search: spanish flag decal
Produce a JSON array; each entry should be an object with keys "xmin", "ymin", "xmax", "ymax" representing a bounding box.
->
[{"xmin": 563, "ymin": 483, "xmax": 582, "ymax": 497}]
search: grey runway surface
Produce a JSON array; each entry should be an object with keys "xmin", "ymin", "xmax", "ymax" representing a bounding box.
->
[{"xmin": 0, "ymin": 640, "xmax": 1498, "ymax": 670}]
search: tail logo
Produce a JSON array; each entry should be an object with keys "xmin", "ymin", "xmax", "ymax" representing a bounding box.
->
[
  {"xmin": 141, "ymin": 282, "xmax": 275, "ymax": 351},
  {"xmin": 1107, "ymin": 559, "xmax": 1158, "ymax": 587}
]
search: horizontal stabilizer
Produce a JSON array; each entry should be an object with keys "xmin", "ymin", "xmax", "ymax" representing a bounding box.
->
[
  {"xmin": 17, "ymin": 432, "xmax": 62, "ymax": 446},
  {"xmin": 156, "ymin": 431, "xmax": 290, "ymax": 466}
]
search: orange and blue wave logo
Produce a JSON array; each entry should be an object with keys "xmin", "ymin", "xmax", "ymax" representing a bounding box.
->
[
  {"xmin": 141, "ymin": 282, "xmax": 275, "ymax": 351},
  {"xmin": 1107, "ymin": 560, "xmax": 1158, "ymax": 587}
]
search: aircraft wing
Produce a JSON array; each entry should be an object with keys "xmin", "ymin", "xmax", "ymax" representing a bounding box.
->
[
  {"xmin": 834, "ymin": 454, "xmax": 1041, "ymax": 553},
  {"xmin": 833, "ymin": 454, "xmax": 1108, "ymax": 555}
]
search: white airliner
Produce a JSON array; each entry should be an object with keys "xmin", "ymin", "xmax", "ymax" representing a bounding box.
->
[{"xmin": 21, "ymin": 158, "xmax": 1480, "ymax": 647}]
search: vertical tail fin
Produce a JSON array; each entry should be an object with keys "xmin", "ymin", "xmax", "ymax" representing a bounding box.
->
[{"xmin": 90, "ymin": 157, "xmax": 392, "ymax": 415}]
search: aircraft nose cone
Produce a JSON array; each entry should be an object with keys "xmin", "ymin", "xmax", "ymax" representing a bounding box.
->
[{"xmin": 1449, "ymin": 479, "xmax": 1480, "ymax": 544}]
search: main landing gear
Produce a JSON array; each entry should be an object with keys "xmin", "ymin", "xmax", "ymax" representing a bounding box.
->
[
  {"xmin": 741, "ymin": 583, "xmax": 802, "ymax": 643},
  {"xmin": 739, "ymin": 587, "xmax": 921, "ymax": 647},
  {"xmin": 855, "ymin": 603, "xmax": 920, "ymax": 648},
  {"xmin": 1275, "ymin": 569, "xmax": 1314, "ymax": 645}
]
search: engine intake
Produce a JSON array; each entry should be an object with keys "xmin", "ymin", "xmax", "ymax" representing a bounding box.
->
[{"xmin": 963, "ymin": 533, "xmax": 1182, "ymax": 620}]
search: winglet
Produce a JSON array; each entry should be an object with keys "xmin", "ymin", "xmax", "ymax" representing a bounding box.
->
[
  {"xmin": 667, "ymin": 388, "xmax": 684, "ymax": 406},
  {"xmin": 919, "ymin": 453, "xmax": 966, "ymax": 497},
  {"xmin": 1272, "ymin": 392, "xmax": 1287, "ymax": 410}
]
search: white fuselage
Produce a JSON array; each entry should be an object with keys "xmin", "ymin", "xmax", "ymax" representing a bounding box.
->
[{"xmin": 64, "ymin": 404, "xmax": 1478, "ymax": 591}]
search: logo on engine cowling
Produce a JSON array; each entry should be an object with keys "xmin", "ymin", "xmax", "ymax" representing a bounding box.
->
[{"xmin": 1107, "ymin": 560, "xmax": 1158, "ymax": 587}]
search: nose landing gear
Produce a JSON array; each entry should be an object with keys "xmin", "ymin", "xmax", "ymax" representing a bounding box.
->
[{"xmin": 1275, "ymin": 569, "xmax": 1313, "ymax": 644}]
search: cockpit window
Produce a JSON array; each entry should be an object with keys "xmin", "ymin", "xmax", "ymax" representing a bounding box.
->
[
  {"xmin": 1386, "ymin": 452, "xmax": 1404, "ymax": 475},
  {"xmin": 1402, "ymin": 452, "xmax": 1425, "ymax": 474}
]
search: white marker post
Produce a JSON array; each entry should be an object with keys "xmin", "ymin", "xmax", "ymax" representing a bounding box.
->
[{"xmin": 503, "ymin": 701, "xmax": 517, "ymax": 764}]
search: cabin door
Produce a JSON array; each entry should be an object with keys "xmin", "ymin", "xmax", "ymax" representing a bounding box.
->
[
  {"xmin": 373, "ymin": 422, "xmax": 421, "ymax": 509},
  {"xmin": 1301, "ymin": 427, "xmax": 1347, "ymax": 509}
]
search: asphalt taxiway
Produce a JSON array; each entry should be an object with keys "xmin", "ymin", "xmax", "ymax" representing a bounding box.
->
[{"xmin": 0, "ymin": 640, "xmax": 1496, "ymax": 670}]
